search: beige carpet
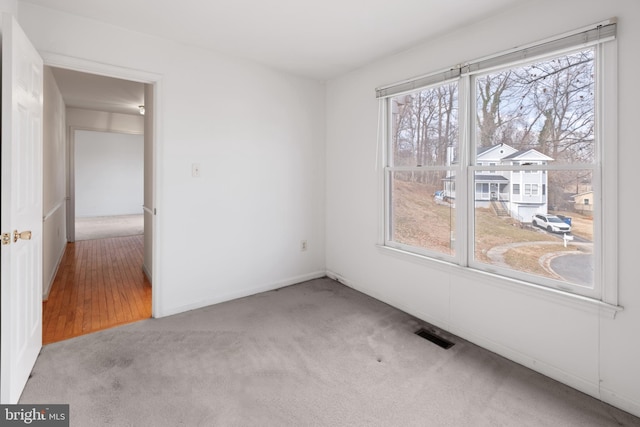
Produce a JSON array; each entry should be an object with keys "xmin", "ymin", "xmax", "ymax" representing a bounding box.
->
[
  {"xmin": 20, "ymin": 278, "xmax": 640, "ymax": 426},
  {"xmin": 75, "ymin": 214, "xmax": 144, "ymax": 241}
]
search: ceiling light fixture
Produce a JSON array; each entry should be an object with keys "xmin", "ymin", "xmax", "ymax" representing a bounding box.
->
[{"xmin": 139, "ymin": 105, "xmax": 145, "ymax": 115}]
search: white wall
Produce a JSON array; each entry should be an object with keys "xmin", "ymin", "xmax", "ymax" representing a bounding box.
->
[
  {"xmin": 74, "ymin": 130, "xmax": 143, "ymax": 217},
  {"xmin": 42, "ymin": 66, "xmax": 67, "ymax": 298},
  {"xmin": 66, "ymin": 108, "xmax": 144, "ymax": 240},
  {"xmin": 326, "ymin": 0, "xmax": 640, "ymax": 418},
  {"xmin": 17, "ymin": 2, "xmax": 326, "ymax": 317}
]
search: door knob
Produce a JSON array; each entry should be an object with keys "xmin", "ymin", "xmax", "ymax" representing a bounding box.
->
[{"xmin": 13, "ymin": 230, "xmax": 32, "ymax": 243}]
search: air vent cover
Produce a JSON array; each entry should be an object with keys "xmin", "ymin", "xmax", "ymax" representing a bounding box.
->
[{"xmin": 415, "ymin": 328, "xmax": 455, "ymax": 349}]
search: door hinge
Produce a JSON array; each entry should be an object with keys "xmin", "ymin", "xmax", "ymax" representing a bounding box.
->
[{"xmin": 1, "ymin": 232, "xmax": 11, "ymax": 246}]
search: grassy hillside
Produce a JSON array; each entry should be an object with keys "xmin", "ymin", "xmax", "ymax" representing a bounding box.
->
[{"xmin": 391, "ymin": 179, "xmax": 593, "ymax": 280}]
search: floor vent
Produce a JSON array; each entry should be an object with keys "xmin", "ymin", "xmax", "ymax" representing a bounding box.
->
[{"xmin": 415, "ymin": 328, "xmax": 455, "ymax": 349}]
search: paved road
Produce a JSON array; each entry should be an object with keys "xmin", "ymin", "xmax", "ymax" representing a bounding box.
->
[
  {"xmin": 486, "ymin": 230, "xmax": 593, "ymax": 287},
  {"xmin": 550, "ymin": 253, "xmax": 593, "ymax": 286}
]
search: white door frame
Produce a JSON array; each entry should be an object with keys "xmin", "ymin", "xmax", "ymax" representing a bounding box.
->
[{"xmin": 41, "ymin": 52, "xmax": 163, "ymax": 318}]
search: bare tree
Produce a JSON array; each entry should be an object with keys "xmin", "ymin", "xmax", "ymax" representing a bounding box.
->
[
  {"xmin": 477, "ymin": 72, "xmax": 512, "ymax": 147},
  {"xmin": 527, "ymin": 50, "xmax": 595, "ymax": 162},
  {"xmin": 391, "ymin": 83, "xmax": 458, "ymax": 185}
]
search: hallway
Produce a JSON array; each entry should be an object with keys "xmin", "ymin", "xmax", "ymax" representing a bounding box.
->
[{"xmin": 43, "ymin": 235, "xmax": 152, "ymax": 344}]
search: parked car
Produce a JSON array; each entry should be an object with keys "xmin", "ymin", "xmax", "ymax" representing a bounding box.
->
[{"xmin": 532, "ymin": 214, "xmax": 571, "ymax": 233}]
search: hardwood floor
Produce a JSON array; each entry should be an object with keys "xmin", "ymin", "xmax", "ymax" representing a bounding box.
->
[{"xmin": 43, "ymin": 235, "xmax": 152, "ymax": 345}]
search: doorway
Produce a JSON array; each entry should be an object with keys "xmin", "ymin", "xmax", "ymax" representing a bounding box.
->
[
  {"xmin": 41, "ymin": 63, "xmax": 157, "ymax": 343},
  {"xmin": 73, "ymin": 129, "xmax": 144, "ymax": 240}
]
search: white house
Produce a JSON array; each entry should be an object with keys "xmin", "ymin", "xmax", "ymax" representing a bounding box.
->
[{"xmin": 444, "ymin": 143, "xmax": 553, "ymax": 222}]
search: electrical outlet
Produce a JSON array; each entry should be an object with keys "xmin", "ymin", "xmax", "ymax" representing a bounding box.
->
[
  {"xmin": 192, "ymin": 163, "xmax": 201, "ymax": 178},
  {"xmin": 301, "ymin": 240, "xmax": 308, "ymax": 251}
]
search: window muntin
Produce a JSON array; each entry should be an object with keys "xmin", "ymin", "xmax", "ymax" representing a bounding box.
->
[{"xmin": 384, "ymin": 44, "xmax": 605, "ymax": 299}]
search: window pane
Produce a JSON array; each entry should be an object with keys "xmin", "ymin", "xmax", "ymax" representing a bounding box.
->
[
  {"xmin": 383, "ymin": 38, "xmax": 605, "ymax": 299},
  {"xmin": 473, "ymin": 170, "xmax": 594, "ymax": 288},
  {"xmin": 475, "ymin": 49, "xmax": 595, "ymax": 166},
  {"xmin": 390, "ymin": 83, "xmax": 458, "ymax": 167},
  {"xmin": 390, "ymin": 171, "xmax": 455, "ymax": 256}
]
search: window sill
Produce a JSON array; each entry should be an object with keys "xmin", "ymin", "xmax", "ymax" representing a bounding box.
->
[{"xmin": 376, "ymin": 244, "xmax": 624, "ymax": 319}]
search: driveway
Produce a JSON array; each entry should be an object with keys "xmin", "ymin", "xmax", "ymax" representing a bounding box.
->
[
  {"xmin": 550, "ymin": 253, "xmax": 593, "ymax": 286},
  {"xmin": 486, "ymin": 239, "xmax": 593, "ymax": 287}
]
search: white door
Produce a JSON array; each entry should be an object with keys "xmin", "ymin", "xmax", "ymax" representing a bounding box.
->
[{"xmin": 0, "ymin": 13, "xmax": 44, "ymax": 404}]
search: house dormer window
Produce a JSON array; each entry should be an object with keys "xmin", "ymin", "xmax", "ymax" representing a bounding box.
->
[{"xmin": 379, "ymin": 21, "xmax": 617, "ymax": 304}]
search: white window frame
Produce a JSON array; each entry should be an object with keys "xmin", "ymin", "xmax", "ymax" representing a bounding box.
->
[{"xmin": 377, "ymin": 20, "xmax": 620, "ymax": 309}]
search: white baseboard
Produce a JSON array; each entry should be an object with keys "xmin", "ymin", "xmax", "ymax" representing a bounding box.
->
[
  {"xmin": 326, "ymin": 269, "xmax": 450, "ymax": 330},
  {"xmin": 448, "ymin": 324, "xmax": 600, "ymax": 397},
  {"xmin": 142, "ymin": 263, "xmax": 152, "ymax": 283},
  {"xmin": 324, "ymin": 269, "xmax": 640, "ymax": 419},
  {"xmin": 43, "ymin": 241, "xmax": 67, "ymax": 301},
  {"xmin": 446, "ymin": 325, "xmax": 640, "ymax": 418},
  {"xmin": 157, "ymin": 270, "xmax": 327, "ymax": 318},
  {"xmin": 599, "ymin": 387, "xmax": 640, "ymax": 419}
]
